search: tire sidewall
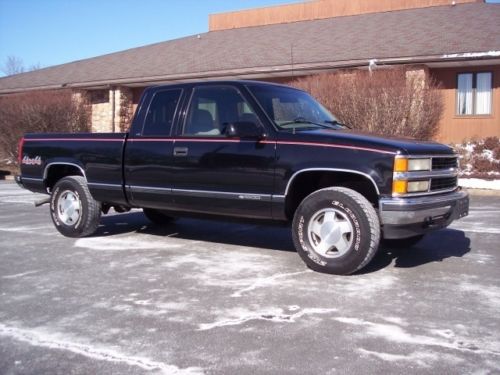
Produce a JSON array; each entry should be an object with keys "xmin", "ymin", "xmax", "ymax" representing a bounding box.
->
[
  {"xmin": 293, "ymin": 189, "xmax": 373, "ymax": 274},
  {"xmin": 50, "ymin": 178, "xmax": 88, "ymax": 237}
]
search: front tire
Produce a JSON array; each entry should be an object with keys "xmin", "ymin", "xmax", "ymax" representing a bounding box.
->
[
  {"xmin": 50, "ymin": 176, "xmax": 101, "ymax": 238},
  {"xmin": 292, "ymin": 187, "xmax": 380, "ymax": 275}
]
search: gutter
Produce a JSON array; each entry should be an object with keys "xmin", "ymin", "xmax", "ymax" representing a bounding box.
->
[{"xmin": 1, "ymin": 52, "xmax": 499, "ymax": 94}]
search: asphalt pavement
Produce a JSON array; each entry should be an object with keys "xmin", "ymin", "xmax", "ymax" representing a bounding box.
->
[{"xmin": 0, "ymin": 181, "xmax": 499, "ymax": 375}]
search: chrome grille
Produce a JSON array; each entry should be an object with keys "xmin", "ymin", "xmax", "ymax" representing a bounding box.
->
[
  {"xmin": 431, "ymin": 177, "xmax": 458, "ymax": 191},
  {"xmin": 432, "ymin": 157, "xmax": 458, "ymax": 170}
]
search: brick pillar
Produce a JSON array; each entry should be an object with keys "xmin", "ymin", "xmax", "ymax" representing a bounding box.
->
[
  {"xmin": 90, "ymin": 89, "xmax": 113, "ymax": 133},
  {"xmin": 88, "ymin": 87, "xmax": 134, "ymax": 133},
  {"xmin": 115, "ymin": 87, "xmax": 133, "ymax": 132}
]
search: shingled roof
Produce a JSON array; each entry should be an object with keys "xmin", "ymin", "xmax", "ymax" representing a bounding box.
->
[{"xmin": 1, "ymin": 2, "xmax": 499, "ymax": 94}]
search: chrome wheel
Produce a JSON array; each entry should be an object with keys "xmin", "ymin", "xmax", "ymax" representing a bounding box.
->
[
  {"xmin": 57, "ymin": 190, "xmax": 81, "ymax": 226},
  {"xmin": 307, "ymin": 208, "xmax": 354, "ymax": 258}
]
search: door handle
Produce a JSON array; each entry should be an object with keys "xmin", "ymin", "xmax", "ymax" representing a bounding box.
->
[{"xmin": 173, "ymin": 147, "xmax": 188, "ymax": 157}]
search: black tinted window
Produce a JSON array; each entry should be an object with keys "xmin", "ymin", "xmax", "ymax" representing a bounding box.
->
[{"xmin": 143, "ymin": 89, "xmax": 182, "ymax": 136}]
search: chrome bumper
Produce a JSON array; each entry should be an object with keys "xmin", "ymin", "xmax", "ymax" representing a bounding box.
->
[{"xmin": 379, "ymin": 190, "xmax": 469, "ymax": 239}]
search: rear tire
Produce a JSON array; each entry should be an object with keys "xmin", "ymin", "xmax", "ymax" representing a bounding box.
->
[
  {"xmin": 292, "ymin": 187, "xmax": 380, "ymax": 275},
  {"xmin": 50, "ymin": 176, "xmax": 101, "ymax": 238},
  {"xmin": 143, "ymin": 208, "xmax": 175, "ymax": 225}
]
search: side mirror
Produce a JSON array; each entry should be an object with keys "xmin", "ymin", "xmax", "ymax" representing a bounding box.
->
[{"xmin": 226, "ymin": 121, "xmax": 266, "ymax": 139}]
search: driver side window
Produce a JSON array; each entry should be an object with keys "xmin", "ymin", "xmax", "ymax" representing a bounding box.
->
[{"xmin": 183, "ymin": 86, "xmax": 259, "ymax": 137}]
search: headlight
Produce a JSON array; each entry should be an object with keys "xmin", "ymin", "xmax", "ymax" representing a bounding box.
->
[
  {"xmin": 394, "ymin": 157, "xmax": 431, "ymax": 172},
  {"xmin": 392, "ymin": 180, "xmax": 430, "ymax": 194},
  {"xmin": 408, "ymin": 159, "xmax": 431, "ymax": 171},
  {"xmin": 407, "ymin": 180, "xmax": 430, "ymax": 193}
]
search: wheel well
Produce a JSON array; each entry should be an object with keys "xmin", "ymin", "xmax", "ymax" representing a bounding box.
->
[
  {"xmin": 285, "ymin": 171, "xmax": 379, "ymax": 220},
  {"xmin": 45, "ymin": 164, "xmax": 85, "ymax": 191}
]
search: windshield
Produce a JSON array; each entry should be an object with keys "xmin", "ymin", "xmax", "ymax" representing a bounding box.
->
[{"xmin": 247, "ymin": 84, "xmax": 339, "ymax": 131}]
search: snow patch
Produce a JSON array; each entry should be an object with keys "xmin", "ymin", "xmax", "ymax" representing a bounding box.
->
[
  {"xmin": 231, "ymin": 271, "xmax": 311, "ymax": 297},
  {"xmin": 94, "ymin": 299, "xmax": 190, "ymax": 319},
  {"xmin": 333, "ymin": 318, "xmax": 500, "ymax": 356},
  {"xmin": 336, "ymin": 274, "xmax": 398, "ymax": 297},
  {"xmin": 450, "ymin": 221, "xmax": 500, "ymax": 234},
  {"xmin": 442, "ymin": 51, "xmax": 500, "ymax": 59},
  {"xmin": 459, "ymin": 281, "xmax": 500, "ymax": 308},
  {"xmin": 2, "ymin": 270, "xmax": 39, "ymax": 279},
  {"xmin": 162, "ymin": 251, "xmax": 279, "ymax": 289},
  {"xmin": 198, "ymin": 306, "xmax": 337, "ymax": 331},
  {"xmin": 358, "ymin": 348, "xmax": 438, "ymax": 368},
  {"xmin": 74, "ymin": 235, "xmax": 184, "ymax": 251},
  {"xmin": 382, "ymin": 317, "xmax": 408, "ymax": 326},
  {"xmin": 0, "ymin": 323, "xmax": 204, "ymax": 374},
  {"xmin": 0, "ymin": 225, "xmax": 55, "ymax": 235},
  {"xmin": 460, "ymin": 178, "xmax": 500, "ymax": 191}
]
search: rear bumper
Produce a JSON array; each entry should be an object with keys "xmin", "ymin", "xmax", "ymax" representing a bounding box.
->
[
  {"xmin": 15, "ymin": 175, "xmax": 24, "ymax": 189},
  {"xmin": 379, "ymin": 189, "xmax": 469, "ymax": 239}
]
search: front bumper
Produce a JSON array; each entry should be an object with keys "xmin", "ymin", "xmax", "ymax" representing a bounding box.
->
[{"xmin": 379, "ymin": 189, "xmax": 469, "ymax": 239}]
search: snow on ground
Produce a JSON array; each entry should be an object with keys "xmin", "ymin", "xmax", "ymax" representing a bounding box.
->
[
  {"xmin": 459, "ymin": 178, "xmax": 500, "ymax": 190},
  {"xmin": 0, "ymin": 323, "xmax": 204, "ymax": 375}
]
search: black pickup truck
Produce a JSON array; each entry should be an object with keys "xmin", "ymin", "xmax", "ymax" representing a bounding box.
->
[{"xmin": 17, "ymin": 80, "xmax": 469, "ymax": 274}]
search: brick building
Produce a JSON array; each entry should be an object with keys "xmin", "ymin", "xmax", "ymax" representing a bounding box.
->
[{"xmin": 0, "ymin": 0, "xmax": 499, "ymax": 142}]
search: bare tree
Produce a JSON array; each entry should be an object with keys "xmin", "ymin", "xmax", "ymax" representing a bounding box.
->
[
  {"xmin": 28, "ymin": 62, "xmax": 42, "ymax": 71},
  {"xmin": 1, "ymin": 56, "xmax": 41, "ymax": 76},
  {"xmin": 0, "ymin": 90, "xmax": 91, "ymax": 167},
  {"xmin": 1, "ymin": 56, "xmax": 25, "ymax": 76},
  {"xmin": 291, "ymin": 68, "xmax": 444, "ymax": 140}
]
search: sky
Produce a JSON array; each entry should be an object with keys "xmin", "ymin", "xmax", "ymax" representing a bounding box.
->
[
  {"xmin": 0, "ymin": 0, "xmax": 301, "ymax": 75},
  {"xmin": 1, "ymin": 0, "xmax": 499, "ymax": 76}
]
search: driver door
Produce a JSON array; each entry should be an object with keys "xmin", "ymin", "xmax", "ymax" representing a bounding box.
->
[{"xmin": 171, "ymin": 85, "xmax": 276, "ymax": 219}]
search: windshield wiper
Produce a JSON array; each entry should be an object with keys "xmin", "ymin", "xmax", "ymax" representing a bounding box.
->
[
  {"xmin": 280, "ymin": 117, "xmax": 351, "ymax": 130},
  {"xmin": 280, "ymin": 117, "xmax": 336, "ymax": 129},
  {"xmin": 325, "ymin": 120, "xmax": 351, "ymax": 129}
]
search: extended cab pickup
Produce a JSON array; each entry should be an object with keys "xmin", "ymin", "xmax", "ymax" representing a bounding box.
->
[{"xmin": 17, "ymin": 81, "xmax": 469, "ymax": 274}]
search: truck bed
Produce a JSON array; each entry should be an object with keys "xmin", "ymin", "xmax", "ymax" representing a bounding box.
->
[{"xmin": 21, "ymin": 132, "xmax": 128, "ymax": 204}]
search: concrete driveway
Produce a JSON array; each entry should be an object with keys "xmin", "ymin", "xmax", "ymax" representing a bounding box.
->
[{"xmin": 0, "ymin": 182, "xmax": 499, "ymax": 374}]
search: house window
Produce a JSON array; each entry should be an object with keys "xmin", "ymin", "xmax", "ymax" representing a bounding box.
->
[{"xmin": 457, "ymin": 72, "xmax": 492, "ymax": 115}]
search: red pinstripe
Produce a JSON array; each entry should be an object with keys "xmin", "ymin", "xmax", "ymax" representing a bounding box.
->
[{"xmin": 24, "ymin": 137, "xmax": 396, "ymax": 155}]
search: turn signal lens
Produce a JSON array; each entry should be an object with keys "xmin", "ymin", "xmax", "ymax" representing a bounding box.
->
[
  {"xmin": 394, "ymin": 158, "xmax": 408, "ymax": 172},
  {"xmin": 392, "ymin": 180, "xmax": 407, "ymax": 194}
]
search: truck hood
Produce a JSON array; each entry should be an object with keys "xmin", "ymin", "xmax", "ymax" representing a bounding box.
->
[{"xmin": 293, "ymin": 129, "xmax": 455, "ymax": 155}]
